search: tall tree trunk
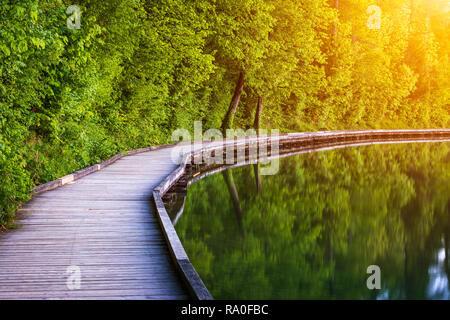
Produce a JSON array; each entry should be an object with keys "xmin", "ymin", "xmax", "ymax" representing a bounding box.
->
[
  {"xmin": 424, "ymin": 7, "xmax": 431, "ymax": 112},
  {"xmin": 326, "ymin": 0, "xmax": 339, "ymax": 76},
  {"xmin": 253, "ymin": 96, "xmax": 263, "ymax": 132},
  {"xmin": 333, "ymin": 0, "xmax": 339, "ymax": 36},
  {"xmin": 221, "ymin": 71, "xmax": 245, "ymax": 132},
  {"xmin": 351, "ymin": 21, "xmax": 358, "ymax": 57}
]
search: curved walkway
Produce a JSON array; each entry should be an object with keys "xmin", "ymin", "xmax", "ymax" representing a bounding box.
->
[{"xmin": 0, "ymin": 147, "xmax": 187, "ymax": 300}]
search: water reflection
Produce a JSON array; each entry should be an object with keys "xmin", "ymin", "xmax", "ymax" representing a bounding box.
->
[
  {"xmin": 170, "ymin": 142, "xmax": 450, "ymax": 299},
  {"xmin": 427, "ymin": 243, "xmax": 449, "ymax": 299}
]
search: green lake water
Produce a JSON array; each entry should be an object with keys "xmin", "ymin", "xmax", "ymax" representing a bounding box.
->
[{"xmin": 172, "ymin": 142, "xmax": 450, "ymax": 300}]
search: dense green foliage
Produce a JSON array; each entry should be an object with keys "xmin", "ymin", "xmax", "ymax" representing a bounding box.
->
[
  {"xmin": 175, "ymin": 142, "xmax": 450, "ymax": 299},
  {"xmin": 0, "ymin": 0, "xmax": 449, "ymax": 223}
]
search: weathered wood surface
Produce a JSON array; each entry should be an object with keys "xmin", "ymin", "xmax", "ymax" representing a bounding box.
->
[{"xmin": 0, "ymin": 147, "xmax": 188, "ymax": 300}]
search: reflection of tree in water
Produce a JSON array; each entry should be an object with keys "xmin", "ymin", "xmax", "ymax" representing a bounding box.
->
[
  {"xmin": 445, "ymin": 200, "xmax": 450, "ymax": 285},
  {"xmin": 222, "ymin": 170, "xmax": 245, "ymax": 239},
  {"xmin": 253, "ymin": 164, "xmax": 262, "ymax": 194},
  {"xmin": 175, "ymin": 142, "xmax": 450, "ymax": 299}
]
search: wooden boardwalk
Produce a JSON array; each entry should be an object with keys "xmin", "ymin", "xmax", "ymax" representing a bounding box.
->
[
  {"xmin": 1, "ymin": 130, "xmax": 448, "ymax": 300},
  {"xmin": 0, "ymin": 147, "xmax": 189, "ymax": 300}
]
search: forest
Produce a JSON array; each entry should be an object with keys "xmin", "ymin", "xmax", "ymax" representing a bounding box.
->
[{"xmin": 0, "ymin": 0, "xmax": 449, "ymax": 224}]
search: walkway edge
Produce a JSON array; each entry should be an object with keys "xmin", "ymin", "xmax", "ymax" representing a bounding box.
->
[
  {"xmin": 153, "ymin": 148, "xmax": 213, "ymax": 300},
  {"xmin": 32, "ymin": 143, "xmax": 176, "ymax": 195}
]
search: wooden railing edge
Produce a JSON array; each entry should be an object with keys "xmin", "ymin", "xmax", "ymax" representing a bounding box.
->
[{"xmin": 32, "ymin": 143, "xmax": 177, "ymax": 196}]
